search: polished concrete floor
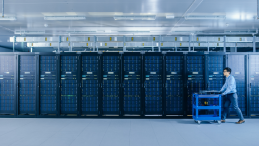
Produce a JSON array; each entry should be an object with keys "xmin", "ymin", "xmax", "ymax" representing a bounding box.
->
[{"xmin": 0, "ymin": 118, "xmax": 258, "ymax": 146}]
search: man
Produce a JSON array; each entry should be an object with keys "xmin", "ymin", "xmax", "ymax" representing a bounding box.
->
[{"xmin": 219, "ymin": 67, "xmax": 245, "ymax": 124}]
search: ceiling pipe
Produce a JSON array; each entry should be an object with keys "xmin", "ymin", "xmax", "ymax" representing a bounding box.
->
[{"xmin": 2, "ymin": 0, "xmax": 4, "ymax": 18}]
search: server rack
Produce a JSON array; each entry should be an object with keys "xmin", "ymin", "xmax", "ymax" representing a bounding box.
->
[
  {"xmin": 0, "ymin": 54, "xmax": 16, "ymax": 116},
  {"xmin": 18, "ymin": 54, "xmax": 37, "ymax": 116},
  {"xmin": 39, "ymin": 54, "xmax": 58, "ymax": 116},
  {"xmin": 60, "ymin": 53, "xmax": 79, "ymax": 116},
  {"xmin": 226, "ymin": 54, "xmax": 248, "ymax": 117},
  {"xmin": 81, "ymin": 52, "xmax": 100, "ymax": 116},
  {"xmin": 248, "ymin": 54, "xmax": 259, "ymax": 117},
  {"xmin": 206, "ymin": 53, "xmax": 226, "ymax": 112},
  {"xmin": 101, "ymin": 52, "xmax": 121, "ymax": 116},
  {"xmin": 144, "ymin": 52, "xmax": 163, "ymax": 115},
  {"xmin": 122, "ymin": 52, "xmax": 142, "ymax": 116},
  {"xmin": 186, "ymin": 53, "xmax": 205, "ymax": 116},
  {"xmin": 165, "ymin": 52, "xmax": 184, "ymax": 116},
  {"xmin": 0, "ymin": 52, "xmax": 259, "ymax": 119}
]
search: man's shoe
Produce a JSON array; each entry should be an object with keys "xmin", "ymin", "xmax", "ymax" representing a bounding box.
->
[
  {"xmin": 221, "ymin": 120, "xmax": 226, "ymax": 123},
  {"xmin": 235, "ymin": 120, "xmax": 245, "ymax": 124}
]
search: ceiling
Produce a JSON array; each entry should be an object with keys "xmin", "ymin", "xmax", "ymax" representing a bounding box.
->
[{"xmin": 0, "ymin": 0, "xmax": 259, "ymax": 51}]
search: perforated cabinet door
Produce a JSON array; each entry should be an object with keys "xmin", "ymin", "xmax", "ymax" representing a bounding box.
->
[
  {"xmin": 0, "ymin": 56, "xmax": 15, "ymax": 114},
  {"xmin": 39, "ymin": 56, "xmax": 57, "ymax": 115},
  {"xmin": 19, "ymin": 56, "xmax": 36, "ymax": 115}
]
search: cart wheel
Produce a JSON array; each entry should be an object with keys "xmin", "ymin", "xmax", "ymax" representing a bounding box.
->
[
  {"xmin": 197, "ymin": 121, "xmax": 201, "ymax": 125},
  {"xmin": 217, "ymin": 121, "xmax": 221, "ymax": 125}
]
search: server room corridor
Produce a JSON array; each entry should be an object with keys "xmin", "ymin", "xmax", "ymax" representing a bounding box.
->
[{"xmin": 1, "ymin": 0, "xmax": 259, "ymax": 146}]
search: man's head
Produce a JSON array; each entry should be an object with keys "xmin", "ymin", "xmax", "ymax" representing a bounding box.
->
[{"xmin": 223, "ymin": 67, "xmax": 231, "ymax": 77}]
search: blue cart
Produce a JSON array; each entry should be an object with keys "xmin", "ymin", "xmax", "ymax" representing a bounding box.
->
[{"xmin": 192, "ymin": 91, "xmax": 222, "ymax": 125}]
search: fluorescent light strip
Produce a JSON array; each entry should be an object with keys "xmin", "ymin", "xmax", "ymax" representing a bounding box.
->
[
  {"xmin": 44, "ymin": 16, "xmax": 86, "ymax": 20},
  {"xmin": 66, "ymin": 31, "xmax": 96, "ymax": 33},
  {"xmin": 14, "ymin": 31, "xmax": 45, "ymax": 34},
  {"xmin": 166, "ymin": 15, "xmax": 174, "ymax": 19},
  {"xmin": 185, "ymin": 16, "xmax": 226, "ymax": 20},
  {"xmin": 114, "ymin": 15, "xmax": 156, "ymax": 20},
  {"xmin": 224, "ymin": 30, "xmax": 257, "ymax": 34},
  {"xmin": 118, "ymin": 31, "xmax": 150, "ymax": 33},
  {"xmin": 0, "ymin": 17, "xmax": 16, "ymax": 20}
]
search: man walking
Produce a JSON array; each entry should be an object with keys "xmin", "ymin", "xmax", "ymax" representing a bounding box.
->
[{"xmin": 220, "ymin": 67, "xmax": 245, "ymax": 124}]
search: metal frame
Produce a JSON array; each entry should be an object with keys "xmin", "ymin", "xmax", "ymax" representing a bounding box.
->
[{"xmin": 10, "ymin": 36, "xmax": 258, "ymax": 52}]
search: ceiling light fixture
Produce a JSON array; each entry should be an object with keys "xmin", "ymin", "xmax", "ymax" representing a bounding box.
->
[
  {"xmin": 118, "ymin": 31, "xmax": 150, "ymax": 33},
  {"xmin": 44, "ymin": 16, "xmax": 86, "ymax": 20},
  {"xmin": 14, "ymin": 31, "xmax": 46, "ymax": 34},
  {"xmin": 224, "ymin": 30, "xmax": 257, "ymax": 34},
  {"xmin": 114, "ymin": 15, "xmax": 156, "ymax": 20},
  {"xmin": 185, "ymin": 15, "xmax": 226, "ymax": 20},
  {"xmin": 166, "ymin": 15, "xmax": 174, "ymax": 19},
  {"xmin": 66, "ymin": 31, "xmax": 96, "ymax": 33}
]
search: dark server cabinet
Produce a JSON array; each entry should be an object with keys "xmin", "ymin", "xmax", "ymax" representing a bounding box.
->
[
  {"xmin": 0, "ymin": 55, "xmax": 15, "ymax": 115},
  {"xmin": 60, "ymin": 56, "xmax": 78, "ymax": 115},
  {"xmin": 227, "ymin": 55, "xmax": 247, "ymax": 116},
  {"xmin": 102, "ymin": 53, "xmax": 121, "ymax": 115},
  {"xmin": 207, "ymin": 55, "xmax": 225, "ymax": 110},
  {"xmin": 207, "ymin": 55, "xmax": 224, "ymax": 90},
  {"xmin": 18, "ymin": 56, "xmax": 36, "ymax": 115},
  {"xmin": 165, "ymin": 53, "xmax": 184, "ymax": 115},
  {"xmin": 186, "ymin": 54, "xmax": 205, "ymax": 115},
  {"xmin": 81, "ymin": 54, "xmax": 99, "ymax": 115},
  {"xmin": 122, "ymin": 53, "xmax": 142, "ymax": 115},
  {"xmin": 248, "ymin": 55, "xmax": 259, "ymax": 116},
  {"xmin": 1, "ymin": 52, "xmax": 258, "ymax": 119},
  {"xmin": 144, "ymin": 53, "xmax": 163, "ymax": 115},
  {"xmin": 39, "ymin": 56, "xmax": 57, "ymax": 115}
]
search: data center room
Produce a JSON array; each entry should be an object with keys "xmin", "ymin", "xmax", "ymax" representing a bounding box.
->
[{"xmin": 1, "ymin": 0, "xmax": 259, "ymax": 146}]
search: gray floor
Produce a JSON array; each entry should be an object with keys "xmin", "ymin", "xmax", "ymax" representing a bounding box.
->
[{"xmin": 0, "ymin": 118, "xmax": 258, "ymax": 146}]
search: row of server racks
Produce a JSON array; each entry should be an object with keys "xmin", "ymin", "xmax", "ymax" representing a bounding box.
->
[{"xmin": 0, "ymin": 52, "xmax": 258, "ymax": 118}]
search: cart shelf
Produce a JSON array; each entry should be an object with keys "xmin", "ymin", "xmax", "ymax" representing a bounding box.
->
[{"xmin": 192, "ymin": 92, "xmax": 222, "ymax": 125}]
